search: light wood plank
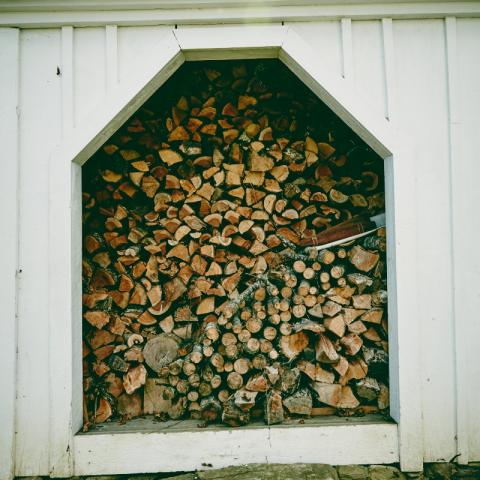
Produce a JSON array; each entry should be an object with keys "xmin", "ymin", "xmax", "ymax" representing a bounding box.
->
[
  {"xmin": 73, "ymin": 27, "xmax": 106, "ymax": 124},
  {"xmin": 351, "ymin": 19, "xmax": 385, "ymax": 119},
  {"xmin": 381, "ymin": 18, "xmax": 396, "ymax": 122},
  {"xmin": 445, "ymin": 16, "xmax": 468, "ymax": 465},
  {"xmin": 74, "ymin": 418, "xmax": 398, "ymax": 475},
  {"xmin": 105, "ymin": 24, "xmax": 118, "ymax": 89},
  {"xmin": 61, "ymin": 26, "xmax": 74, "ymax": 135},
  {"xmin": 1, "ymin": 2, "xmax": 480, "ymax": 28},
  {"xmin": 117, "ymin": 25, "xmax": 174, "ymax": 83},
  {"xmin": 0, "ymin": 27, "xmax": 19, "ymax": 480},
  {"xmin": 174, "ymin": 24, "xmax": 286, "ymax": 60},
  {"xmin": 393, "ymin": 19, "xmax": 456, "ymax": 463},
  {"xmin": 341, "ymin": 18, "xmax": 352, "ymax": 80},
  {"xmin": 384, "ymin": 148, "xmax": 423, "ymax": 472},
  {"xmin": 287, "ymin": 22, "xmax": 343, "ymax": 79},
  {"xmin": 16, "ymin": 28, "xmax": 62, "ymax": 477},
  {"xmin": 456, "ymin": 18, "xmax": 480, "ymax": 463}
]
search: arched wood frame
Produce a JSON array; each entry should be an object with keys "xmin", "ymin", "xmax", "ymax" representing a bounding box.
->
[{"xmin": 47, "ymin": 24, "xmax": 422, "ymax": 476}]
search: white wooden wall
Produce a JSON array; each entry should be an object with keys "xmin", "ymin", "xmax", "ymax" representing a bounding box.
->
[{"xmin": 1, "ymin": 12, "xmax": 480, "ymax": 477}]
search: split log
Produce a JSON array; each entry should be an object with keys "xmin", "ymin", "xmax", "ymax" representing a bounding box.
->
[
  {"xmin": 264, "ymin": 390, "xmax": 284, "ymax": 425},
  {"xmin": 279, "ymin": 332, "xmax": 309, "ymax": 360},
  {"xmin": 144, "ymin": 380, "xmax": 175, "ymax": 414},
  {"xmin": 123, "ymin": 364, "xmax": 147, "ymax": 394},
  {"xmin": 311, "ymin": 383, "xmax": 360, "ymax": 409},
  {"xmin": 222, "ymin": 400, "xmax": 250, "ymax": 427}
]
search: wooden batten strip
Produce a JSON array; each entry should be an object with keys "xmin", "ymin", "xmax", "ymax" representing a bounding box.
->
[
  {"xmin": 61, "ymin": 26, "xmax": 74, "ymax": 136},
  {"xmin": 445, "ymin": 15, "xmax": 469, "ymax": 465},
  {"xmin": 0, "ymin": 27, "xmax": 20, "ymax": 480},
  {"xmin": 105, "ymin": 25, "xmax": 118, "ymax": 91},
  {"xmin": 340, "ymin": 18, "xmax": 353, "ymax": 81},
  {"xmin": 381, "ymin": 18, "xmax": 396, "ymax": 122}
]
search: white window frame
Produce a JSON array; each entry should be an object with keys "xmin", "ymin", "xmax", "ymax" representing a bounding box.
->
[{"xmin": 47, "ymin": 24, "xmax": 422, "ymax": 477}]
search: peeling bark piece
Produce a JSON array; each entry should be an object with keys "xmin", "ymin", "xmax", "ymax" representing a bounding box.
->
[{"xmin": 292, "ymin": 319, "xmax": 324, "ymax": 334}]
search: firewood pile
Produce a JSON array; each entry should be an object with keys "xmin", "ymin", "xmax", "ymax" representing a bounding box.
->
[{"xmin": 82, "ymin": 60, "xmax": 388, "ymax": 428}]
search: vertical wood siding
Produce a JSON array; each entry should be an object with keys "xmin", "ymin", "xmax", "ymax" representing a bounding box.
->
[
  {"xmin": 0, "ymin": 27, "xmax": 20, "ymax": 480},
  {"xmin": 73, "ymin": 27, "xmax": 106, "ymax": 124},
  {"xmin": 394, "ymin": 19, "xmax": 456, "ymax": 463},
  {"xmin": 16, "ymin": 28, "xmax": 61, "ymax": 476},
  {"xmin": 8, "ymin": 17, "xmax": 480, "ymax": 476},
  {"xmin": 456, "ymin": 18, "xmax": 480, "ymax": 463}
]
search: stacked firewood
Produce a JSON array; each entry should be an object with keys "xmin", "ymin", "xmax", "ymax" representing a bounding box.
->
[{"xmin": 82, "ymin": 60, "xmax": 388, "ymax": 428}]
